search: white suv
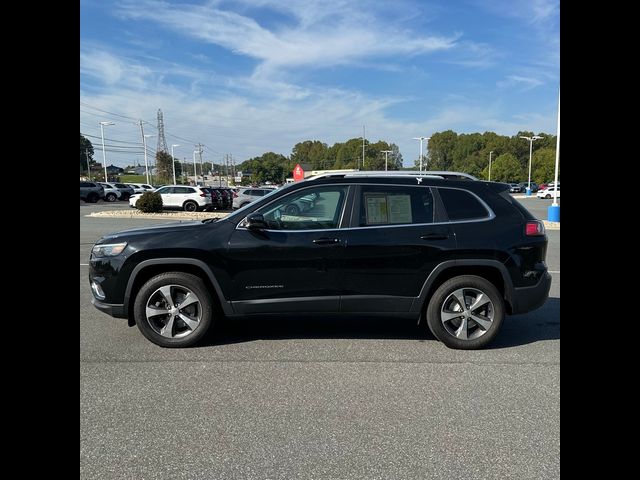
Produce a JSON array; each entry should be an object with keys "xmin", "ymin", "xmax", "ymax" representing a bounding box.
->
[
  {"xmin": 233, "ymin": 188, "xmax": 273, "ymax": 209},
  {"xmin": 537, "ymin": 185, "xmax": 560, "ymax": 199},
  {"xmin": 130, "ymin": 185, "xmax": 212, "ymax": 211}
]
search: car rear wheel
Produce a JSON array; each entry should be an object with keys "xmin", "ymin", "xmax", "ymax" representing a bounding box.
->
[
  {"xmin": 106, "ymin": 193, "xmax": 117, "ymax": 202},
  {"xmin": 133, "ymin": 272, "xmax": 214, "ymax": 348},
  {"xmin": 545, "ymin": 194, "xmax": 551, "ymax": 199},
  {"xmin": 183, "ymin": 201, "xmax": 198, "ymax": 212},
  {"xmin": 425, "ymin": 275, "xmax": 504, "ymax": 350}
]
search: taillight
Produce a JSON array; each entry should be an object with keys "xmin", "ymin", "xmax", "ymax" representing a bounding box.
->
[{"xmin": 525, "ymin": 221, "xmax": 545, "ymax": 236}]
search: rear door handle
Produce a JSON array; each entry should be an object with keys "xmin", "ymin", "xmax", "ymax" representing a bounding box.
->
[
  {"xmin": 313, "ymin": 238, "xmax": 341, "ymax": 245},
  {"xmin": 420, "ymin": 233, "xmax": 450, "ymax": 240}
]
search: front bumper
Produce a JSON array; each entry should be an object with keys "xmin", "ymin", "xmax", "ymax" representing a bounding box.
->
[
  {"xmin": 511, "ymin": 271, "xmax": 552, "ymax": 314},
  {"xmin": 92, "ymin": 298, "xmax": 128, "ymax": 319}
]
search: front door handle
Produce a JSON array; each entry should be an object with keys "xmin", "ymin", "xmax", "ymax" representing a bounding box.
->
[
  {"xmin": 420, "ymin": 233, "xmax": 450, "ymax": 240},
  {"xmin": 313, "ymin": 238, "xmax": 341, "ymax": 245}
]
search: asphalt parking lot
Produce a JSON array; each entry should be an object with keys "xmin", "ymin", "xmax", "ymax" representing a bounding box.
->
[{"xmin": 80, "ymin": 199, "xmax": 559, "ymax": 480}]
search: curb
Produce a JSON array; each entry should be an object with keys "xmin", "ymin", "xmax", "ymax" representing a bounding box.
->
[
  {"xmin": 87, "ymin": 211, "xmax": 230, "ymax": 220},
  {"xmin": 542, "ymin": 220, "xmax": 559, "ymax": 230}
]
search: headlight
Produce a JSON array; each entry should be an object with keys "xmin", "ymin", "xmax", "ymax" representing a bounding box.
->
[{"xmin": 92, "ymin": 242, "xmax": 127, "ymax": 257}]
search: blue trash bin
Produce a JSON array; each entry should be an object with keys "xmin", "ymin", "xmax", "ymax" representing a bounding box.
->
[{"xmin": 548, "ymin": 205, "xmax": 560, "ymax": 222}]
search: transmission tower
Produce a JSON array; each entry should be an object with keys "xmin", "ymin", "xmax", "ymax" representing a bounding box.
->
[{"xmin": 156, "ymin": 109, "xmax": 168, "ymax": 153}]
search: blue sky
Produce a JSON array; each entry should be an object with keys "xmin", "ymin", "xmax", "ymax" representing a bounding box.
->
[{"xmin": 80, "ymin": 0, "xmax": 559, "ymax": 168}]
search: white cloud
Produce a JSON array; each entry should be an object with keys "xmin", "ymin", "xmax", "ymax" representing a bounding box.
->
[
  {"xmin": 497, "ymin": 75, "xmax": 544, "ymax": 90},
  {"xmin": 116, "ymin": 0, "xmax": 458, "ymax": 73}
]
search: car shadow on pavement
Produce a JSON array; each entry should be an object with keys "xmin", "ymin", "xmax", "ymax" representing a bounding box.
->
[{"xmin": 201, "ymin": 297, "xmax": 560, "ymax": 348}]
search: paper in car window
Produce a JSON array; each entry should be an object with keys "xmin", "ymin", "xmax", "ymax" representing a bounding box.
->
[
  {"xmin": 365, "ymin": 194, "xmax": 388, "ymax": 224},
  {"xmin": 387, "ymin": 194, "xmax": 412, "ymax": 223}
]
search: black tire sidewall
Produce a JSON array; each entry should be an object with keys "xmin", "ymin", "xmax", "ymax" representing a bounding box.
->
[
  {"xmin": 184, "ymin": 201, "xmax": 198, "ymax": 212},
  {"xmin": 426, "ymin": 275, "xmax": 505, "ymax": 350},
  {"xmin": 106, "ymin": 193, "xmax": 116, "ymax": 202},
  {"xmin": 133, "ymin": 272, "xmax": 214, "ymax": 348}
]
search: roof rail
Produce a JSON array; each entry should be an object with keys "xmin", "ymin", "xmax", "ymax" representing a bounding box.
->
[{"xmin": 307, "ymin": 170, "xmax": 478, "ymax": 181}]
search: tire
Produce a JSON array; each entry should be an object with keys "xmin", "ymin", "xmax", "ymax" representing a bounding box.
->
[
  {"xmin": 240, "ymin": 202, "xmax": 250, "ymax": 208},
  {"xmin": 545, "ymin": 194, "xmax": 551, "ymax": 199},
  {"xmin": 87, "ymin": 192, "xmax": 99, "ymax": 203},
  {"xmin": 425, "ymin": 275, "xmax": 504, "ymax": 350},
  {"xmin": 106, "ymin": 193, "xmax": 117, "ymax": 202},
  {"xmin": 285, "ymin": 204, "xmax": 300, "ymax": 215},
  {"xmin": 133, "ymin": 272, "xmax": 214, "ymax": 348},
  {"xmin": 183, "ymin": 201, "xmax": 198, "ymax": 212}
]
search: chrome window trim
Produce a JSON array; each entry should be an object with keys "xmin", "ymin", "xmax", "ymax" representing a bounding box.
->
[{"xmin": 235, "ymin": 183, "xmax": 495, "ymax": 232}]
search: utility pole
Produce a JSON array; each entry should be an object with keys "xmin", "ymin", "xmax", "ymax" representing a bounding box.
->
[
  {"xmin": 85, "ymin": 149, "xmax": 92, "ymax": 180},
  {"xmin": 362, "ymin": 125, "xmax": 366, "ymax": 169},
  {"xmin": 138, "ymin": 120, "xmax": 150, "ymax": 184},
  {"xmin": 196, "ymin": 143, "xmax": 204, "ymax": 184},
  {"xmin": 488, "ymin": 151, "xmax": 494, "ymax": 182},
  {"xmin": 192, "ymin": 149, "xmax": 198, "ymax": 185}
]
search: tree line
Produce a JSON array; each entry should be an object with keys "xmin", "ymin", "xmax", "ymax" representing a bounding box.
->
[
  {"xmin": 82, "ymin": 130, "xmax": 559, "ymax": 185},
  {"xmin": 238, "ymin": 131, "xmax": 558, "ymax": 184}
]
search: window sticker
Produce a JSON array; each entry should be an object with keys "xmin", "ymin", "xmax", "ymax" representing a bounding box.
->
[
  {"xmin": 365, "ymin": 194, "xmax": 388, "ymax": 224},
  {"xmin": 387, "ymin": 194, "xmax": 412, "ymax": 223}
]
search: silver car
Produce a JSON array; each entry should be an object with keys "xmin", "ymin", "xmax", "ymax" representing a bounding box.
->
[{"xmin": 233, "ymin": 188, "xmax": 273, "ymax": 209}]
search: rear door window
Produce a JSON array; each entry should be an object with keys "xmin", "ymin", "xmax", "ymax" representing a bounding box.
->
[{"xmin": 358, "ymin": 185, "xmax": 434, "ymax": 226}]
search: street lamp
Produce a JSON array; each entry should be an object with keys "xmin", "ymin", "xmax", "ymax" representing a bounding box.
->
[
  {"xmin": 488, "ymin": 151, "xmax": 494, "ymax": 182},
  {"xmin": 381, "ymin": 150, "xmax": 393, "ymax": 171},
  {"xmin": 519, "ymin": 135, "xmax": 543, "ymax": 195},
  {"xmin": 142, "ymin": 134, "xmax": 155, "ymax": 184},
  {"xmin": 171, "ymin": 144, "xmax": 180, "ymax": 184},
  {"xmin": 412, "ymin": 136, "xmax": 429, "ymax": 173},
  {"xmin": 99, "ymin": 121, "xmax": 115, "ymax": 182}
]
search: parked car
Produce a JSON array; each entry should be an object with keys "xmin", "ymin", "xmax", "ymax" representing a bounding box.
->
[
  {"xmin": 213, "ymin": 188, "xmax": 232, "ymax": 209},
  {"xmin": 518, "ymin": 182, "xmax": 538, "ymax": 193},
  {"xmin": 98, "ymin": 183, "xmax": 122, "ymax": 202},
  {"xmin": 129, "ymin": 185, "xmax": 212, "ymax": 211},
  {"xmin": 80, "ymin": 181, "xmax": 105, "ymax": 203},
  {"xmin": 537, "ymin": 186, "xmax": 560, "ymax": 199},
  {"xmin": 508, "ymin": 183, "xmax": 522, "ymax": 193},
  {"xmin": 127, "ymin": 183, "xmax": 155, "ymax": 194},
  {"xmin": 233, "ymin": 188, "xmax": 273, "ymax": 209},
  {"xmin": 90, "ymin": 171, "xmax": 551, "ymax": 350},
  {"xmin": 101, "ymin": 182, "xmax": 135, "ymax": 200},
  {"xmin": 199, "ymin": 187, "xmax": 223, "ymax": 210}
]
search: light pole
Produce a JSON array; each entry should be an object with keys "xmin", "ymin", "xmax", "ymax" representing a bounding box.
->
[
  {"xmin": 193, "ymin": 150, "xmax": 198, "ymax": 185},
  {"xmin": 85, "ymin": 149, "xmax": 92, "ymax": 181},
  {"xmin": 412, "ymin": 136, "xmax": 429, "ymax": 172},
  {"xmin": 142, "ymin": 134, "xmax": 155, "ymax": 185},
  {"xmin": 381, "ymin": 150, "xmax": 392, "ymax": 171},
  {"xmin": 488, "ymin": 151, "xmax": 494, "ymax": 182},
  {"xmin": 520, "ymin": 135, "xmax": 543, "ymax": 195},
  {"xmin": 548, "ymin": 91, "xmax": 560, "ymax": 222},
  {"xmin": 99, "ymin": 121, "xmax": 115, "ymax": 181},
  {"xmin": 171, "ymin": 144, "xmax": 180, "ymax": 185}
]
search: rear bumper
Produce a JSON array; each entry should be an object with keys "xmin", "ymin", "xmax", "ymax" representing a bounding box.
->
[
  {"xmin": 92, "ymin": 298, "xmax": 127, "ymax": 319},
  {"xmin": 511, "ymin": 272, "xmax": 552, "ymax": 314}
]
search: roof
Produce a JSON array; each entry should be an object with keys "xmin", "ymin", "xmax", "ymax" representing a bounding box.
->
[{"xmin": 307, "ymin": 170, "xmax": 478, "ymax": 181}]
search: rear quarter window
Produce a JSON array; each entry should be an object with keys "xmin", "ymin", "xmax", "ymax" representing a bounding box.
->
[{"xmin": 438, "ymin": 188, "xmax": 490, "ymax": 221}]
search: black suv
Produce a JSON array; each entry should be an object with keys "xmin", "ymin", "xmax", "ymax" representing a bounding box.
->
[{"xmin": 89, "ymin": 172, "xmax": 551, "ymax": 349}]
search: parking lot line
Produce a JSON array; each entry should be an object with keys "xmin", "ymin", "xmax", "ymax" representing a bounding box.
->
[
  {"xmin": 549, "ymin": 270, "xmax": 560, "ymax": 273},
  {"xmin": 80, "ymin": 263, "xmax": 89, "ymax": 266}
]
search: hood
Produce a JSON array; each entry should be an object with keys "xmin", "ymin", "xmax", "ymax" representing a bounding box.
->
[{"xmin": 97, "ymin": 220, "xmax": 212, "ymax": 243}]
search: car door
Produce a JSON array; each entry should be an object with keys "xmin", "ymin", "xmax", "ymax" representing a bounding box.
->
[
  {"xmin": 339, "ymin": 183, "xmax": 456, "ymax": 313},
  {"xmin": 226, "ymin": 184, "xmax": 352, "ymax": 314},
  {"xmin": 154, "ymin": 186, "xmax": 175, "ymax": 206}
]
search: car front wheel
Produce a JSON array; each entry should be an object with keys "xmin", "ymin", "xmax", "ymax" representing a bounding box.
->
[
  {"xmin": 133, "ymin": 272, "xmax": 214, "ymax": 348},
  {"xmin": 426, "ymin": 275, "xmax": 504, "ymax": 350}
]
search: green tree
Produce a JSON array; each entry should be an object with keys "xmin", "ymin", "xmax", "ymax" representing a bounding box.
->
[
  {"xmin": 239, "ymin": 152, "xmax": 288, "ymax": 184},
  {"xmin": 532, "ymin": 148, "xmax": 558, "ymax": 184},
  {"xmin": 291, "ymin": 140, "xmax": 328, "ymax": 170},
  {"xmin": 481, "ymin": 153, "xmax": 523, "ymax": 182},
  {"xmin": 80, "ymin": 134, "xmax": 94, "ymax": 174},
  {"xmin": 155, "ymin": 151, "xmax": 173, "ymax": 184},
  {"xmin": 425, "ymin": 130, "xmax": 458, "ymax": 170}
]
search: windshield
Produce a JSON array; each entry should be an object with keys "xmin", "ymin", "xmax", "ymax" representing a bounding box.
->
[{"xmin": 223, "ymin": 184, "xmax": 296, "ymax": 222}]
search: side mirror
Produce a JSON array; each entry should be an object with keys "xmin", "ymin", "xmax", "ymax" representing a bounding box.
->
[{"xmin": 245, "ymin": 213, "xmax": 267, "ymax": 230}]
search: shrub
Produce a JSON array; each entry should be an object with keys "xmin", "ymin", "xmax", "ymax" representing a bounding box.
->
[{"xmin": 136, "ymin": 191, "xmax": 163, "ymax": 213}]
